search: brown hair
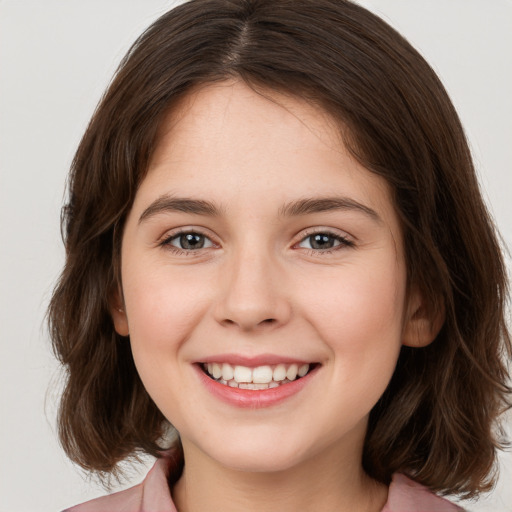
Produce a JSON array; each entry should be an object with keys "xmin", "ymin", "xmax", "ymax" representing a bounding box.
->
[{"xmin": 48, "ymin": 0, "xmax": 511, "ymax": 498}]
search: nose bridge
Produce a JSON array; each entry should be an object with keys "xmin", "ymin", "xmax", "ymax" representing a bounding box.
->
[{"xmin": 215, "ymin": 239, "xmax": 290, "ymax": 331}]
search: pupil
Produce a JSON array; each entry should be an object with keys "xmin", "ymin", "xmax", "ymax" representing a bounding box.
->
[
  {"xmin": 180, "ymin": 233, "xmax": 204, "ymax": 250},
  {"xmin": 311, "ymin": 234, "xmax": 334, "ymax": 249}
]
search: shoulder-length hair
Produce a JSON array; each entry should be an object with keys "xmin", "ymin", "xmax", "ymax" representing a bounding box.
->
[{"xmin": 48, "ymin": 0, "xmax": 511, "ymax": 497}]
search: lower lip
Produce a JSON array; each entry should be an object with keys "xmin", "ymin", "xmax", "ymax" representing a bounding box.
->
[{"xmin": 195, "ymin": 365, "xmax": 317, "ymax": 408}]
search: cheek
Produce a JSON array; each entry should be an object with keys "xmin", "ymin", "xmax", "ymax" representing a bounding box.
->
[
  {"xmin": 307, "ymin": 254, "xmax": 405, "ymax": 316},
  {"xmin": 121, "ymin": 267, "xmax": 214, "ymax": 412},
  {"xmin": 122, "ymin": 265, "xmax": 211, "ymax": 356},
  {"xmin": 300, "ymin": 257, "xmax": 406, "ymax": 369}
]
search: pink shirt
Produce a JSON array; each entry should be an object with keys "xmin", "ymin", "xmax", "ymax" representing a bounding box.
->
[{"xmin": 64, "ymin": 455, "xmax": 464, "ymax": 512}]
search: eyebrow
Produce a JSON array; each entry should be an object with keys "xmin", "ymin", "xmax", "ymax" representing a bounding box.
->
[
  {"xmin": 279, "ymin": 197, "xmax": 381, "ymax": 223},
  {"xmin": 138, "ymin": 194, "xmax": 381, "ymax": 224},
  {"xmin": 139, "ymin": 196, "xmax": 222, "ymax": 223}
]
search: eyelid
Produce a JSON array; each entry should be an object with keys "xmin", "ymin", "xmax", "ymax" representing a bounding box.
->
[
  {"xmin": 293, "ymin": 227, "xmax": 354, "ymax": 243},
  {"xmin": 292, "ymin": 227, "xmax": 355, "ymax": 252},
  {"xmin": 158, "ymin": 226, "xmax": 220, "ymax": 251}
]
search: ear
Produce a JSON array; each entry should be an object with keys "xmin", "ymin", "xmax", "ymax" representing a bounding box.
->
[
  {"xmin": 402, "ymin": 288, "xmax": 445, "ymax": 348},
  {"xmin": 110, "ymin": 287, "xmax": 130, "ymax": 337}
]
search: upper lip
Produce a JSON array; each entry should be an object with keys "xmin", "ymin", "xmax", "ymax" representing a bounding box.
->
[{"xmin": 198, "ymin": 353, "xmax": 315, "ymax": 367}]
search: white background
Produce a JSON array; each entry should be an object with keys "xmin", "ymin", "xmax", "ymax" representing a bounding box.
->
[{"xmin": 0, "ymin": 1, "xmax": 511, "ymax": 511}]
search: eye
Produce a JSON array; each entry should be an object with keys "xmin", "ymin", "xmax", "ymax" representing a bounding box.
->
[
  {"xmin": 163, "ymin": 231, "xmax": 215, "ymax": 251},
  {"xmin": 297, "ymin": 232, "xmax": 353, "ymax": 251}
]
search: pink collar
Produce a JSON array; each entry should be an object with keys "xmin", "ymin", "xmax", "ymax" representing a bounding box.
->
[{"xmin": 65, "ymin": 452, "xmax": 463, "ymax": 511}]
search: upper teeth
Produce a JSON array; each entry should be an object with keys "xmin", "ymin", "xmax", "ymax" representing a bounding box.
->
[{"xmin": 205, "ymin": 362, "xmax": 310, "ymax": 384}]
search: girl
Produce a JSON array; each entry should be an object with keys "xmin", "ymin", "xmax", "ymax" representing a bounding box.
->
[{"xmin": 49, "ymin": 1, "xmax": 511, "ymax": 510}]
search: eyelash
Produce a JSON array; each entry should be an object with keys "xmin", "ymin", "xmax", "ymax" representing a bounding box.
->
[
  {"xmin": 159, "ymin": 229, "xmax": 354, "ymax": 256},
  {"xmin": 159, "ymin": 229, "xmax": 216, "ymax": 255},
  {"xmin": 296, "ymin": 229, "xmax": 355, "ymax": 255}
]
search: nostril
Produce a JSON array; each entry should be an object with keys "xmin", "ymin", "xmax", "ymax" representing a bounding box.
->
[{"xmin": 219, "ymin": 317, "xmax": 278, "ymax": 332}]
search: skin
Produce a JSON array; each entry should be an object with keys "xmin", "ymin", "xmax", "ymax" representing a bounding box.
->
[{"xmin": 112, "ymin": 80, "xmax": 438, "ymax": 512}]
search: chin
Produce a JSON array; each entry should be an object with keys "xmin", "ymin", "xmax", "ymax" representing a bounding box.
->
[
  {"xmin": 195, "ymin": 432, "xmax": 310, "ymax": 474},
  {"xmin": 219, "ymin": 449, "xmax": 304, "ymax": 474}
]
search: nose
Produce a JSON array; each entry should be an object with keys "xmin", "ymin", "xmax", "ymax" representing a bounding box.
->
[{"xmin": 214, "ymin": 246, "xmax": 292, "ymax": 332}]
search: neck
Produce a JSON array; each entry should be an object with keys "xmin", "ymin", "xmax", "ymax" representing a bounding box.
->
[{"xmin": 172, "ymin": 438, "xmax": 388, "ymax": 512}]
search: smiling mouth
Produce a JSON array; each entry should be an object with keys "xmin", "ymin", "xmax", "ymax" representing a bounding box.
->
[{"xmin": 201, "ymin": 362, "xmax": 317, "ymax": 390}]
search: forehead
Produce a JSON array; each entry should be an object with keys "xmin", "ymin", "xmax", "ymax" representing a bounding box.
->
[
  {"xmin": 151, "ymin": 80, "xmax": 343, "ymax": 168},
  {"xmin": 135, "ymin": 80, "xmax": 398, "ymax": 230}
]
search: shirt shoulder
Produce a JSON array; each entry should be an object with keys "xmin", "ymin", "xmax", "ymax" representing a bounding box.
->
[
  {"xmin": 382, "ymin": 473, "xmax": 465, "ymax": 512},
  {"xmin": 62, "ymin": 456, "xmax": 179, "ymax": 512},
  {"xmin": 63, "ymin": 483, "xmax": 143, "ymax": 512}
]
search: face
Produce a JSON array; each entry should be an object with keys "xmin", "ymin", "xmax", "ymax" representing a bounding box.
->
[{"xmin": 114, "ymin": 80, "xmax": 424, "ymax": 474}]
